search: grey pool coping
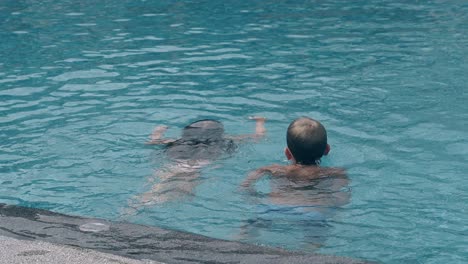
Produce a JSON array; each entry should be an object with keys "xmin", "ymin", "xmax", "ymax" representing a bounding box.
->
[
  {"xmin": 0, "ymin": 203, "xmax": 375, "ymax": 264},
  {"xmin": 0, "ymin": 236, "xmax": 159, "ymax": 264}
]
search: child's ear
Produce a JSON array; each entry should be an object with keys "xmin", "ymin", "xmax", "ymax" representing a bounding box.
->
[
  {"xmin": 285, "ymin": 147, "xmax": 293, "ymax": 160},
  {"xmin": 324, "ymin": 144, "xmax": 330, "ymax": 156}
]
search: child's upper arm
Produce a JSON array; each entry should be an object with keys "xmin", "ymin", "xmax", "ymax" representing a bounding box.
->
[
  {"xmin": 145, "ymin": 139, "xmax": 176, "ymax": 145},
  {"xmin": 325, "ymin": 167, "xmax": 347, "ymax": 177},
  {"xmin": 226, "ymin": 116, "xmax": 266, "ymax": 142},
  {"xmin": 241, "ymin": 166, "xmax": 272, "ymax": 188}
]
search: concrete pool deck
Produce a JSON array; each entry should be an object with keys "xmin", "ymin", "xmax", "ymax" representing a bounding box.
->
[
  {"xmin": 0, "ymin": 204, "xmax": 373, "ymax": 264},
  {"xmin": 0, "ymin": 236, "xmax": 159, "ymax": 264}
]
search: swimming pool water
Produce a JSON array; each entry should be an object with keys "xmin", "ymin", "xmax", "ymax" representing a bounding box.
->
[{"xmin": 1, "ymin": 1, "xmax": 467, "ymax": 263}]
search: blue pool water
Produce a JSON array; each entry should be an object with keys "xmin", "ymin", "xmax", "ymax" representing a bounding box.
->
[{"xmin": 1, "ymin": 1, "xmax": 467, "ymax": 263}]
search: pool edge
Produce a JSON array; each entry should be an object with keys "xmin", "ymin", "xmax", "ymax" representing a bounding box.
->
[{"xmin": 0, "ymin": 203, "xmax": 375, "ymax": 264}]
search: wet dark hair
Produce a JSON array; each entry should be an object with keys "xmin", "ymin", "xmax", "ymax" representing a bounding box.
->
[
  {"xmin": 181, "ymin": 119, "xmax": 225, "ymax": 140},
  {"xmin": 286, "ymin": 117, "xmax": 327, "ymax": 165},
  {"xmin": 165, "ymin": 119, "xmax": 236, "ymax": 160}
]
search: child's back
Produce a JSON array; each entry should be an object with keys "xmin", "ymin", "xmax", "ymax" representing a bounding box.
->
[
  {"xmin": 242, "ymin": 117, "xmax": 350, "ymax": 207},
  {"xmin": 239, "ymin": 117, "xmax": 350, "ymax": 248}
]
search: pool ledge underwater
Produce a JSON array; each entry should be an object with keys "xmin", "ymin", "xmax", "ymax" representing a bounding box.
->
[{"xmin": 0, "ymin": 204, "xmax": 373, "ymax": 264}]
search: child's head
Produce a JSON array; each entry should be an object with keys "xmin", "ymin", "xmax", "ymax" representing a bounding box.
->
[
  {"xmin": 166, "ymin": 119, "xmax": 235, "ymax": 160},
  {"xmin": 182, "ymin": 119, "xmax": 225, "ymax": 140},
  {"xmin": 285, "ymin": 117, "xmax": 330, "ymax": 165}
]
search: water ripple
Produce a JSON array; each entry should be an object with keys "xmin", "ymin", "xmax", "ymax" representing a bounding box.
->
[
  {"xmin": 50, "ymin": 69, "xmax": 119, "ymax": 82},
  {"xmin": 1, "ymin": 1, "xmax": 467, "ymax": 263}
]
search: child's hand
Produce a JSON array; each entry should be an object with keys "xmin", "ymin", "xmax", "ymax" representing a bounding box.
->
[
  {"xmin": 153, "ymin": 125, "xmax": 168, "ymax": 133},
  {"xmin": 249, "ymin": 116, "xmax": 266, "ymax": 122},
  {"xmin": 150, "ymin": 125, "xmax": 168, "ymax": 142},
  {"xmin": 249, "ymin": 116, "xmax": 266, "ymax": 137}
]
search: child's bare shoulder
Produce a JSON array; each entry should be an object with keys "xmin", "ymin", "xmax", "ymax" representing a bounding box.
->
[
  {"xmin": 256, "ymin": 164, "xmax": 345, "ymax": 179},
  {"xmin": 284, "ymin": 165, "xmax": 346, "ymax": 180},
  {"xmin": 257, "ymin": 164, "xmax": 287, "ymax": 175}
]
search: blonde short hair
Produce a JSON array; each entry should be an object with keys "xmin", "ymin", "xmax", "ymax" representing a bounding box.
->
[{"xmin": 286, "ymin": 117, "xmax": 327, "ymax": 165}]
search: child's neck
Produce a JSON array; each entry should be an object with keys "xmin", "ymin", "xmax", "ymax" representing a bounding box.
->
[{"xmin": 293, "ymin": 161, "xmax": 320, "ymax": 166}]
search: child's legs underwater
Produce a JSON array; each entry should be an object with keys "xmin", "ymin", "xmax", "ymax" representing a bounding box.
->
[
  {"xmin": 239, "ymin": 204, "xmax": 333, "ymax": 250},
  {"xmin": 139, "ymin": 159, "xmax": 210, "ymax": 205}
]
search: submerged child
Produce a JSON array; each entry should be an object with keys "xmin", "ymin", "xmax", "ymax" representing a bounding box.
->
[
  {"xmin": 240, "ymin": 117, "xmax": 350, "ymax": 248},
  {"xmin": 133, "ymin": 117, "xmax": 266, "ymax": 207}
]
